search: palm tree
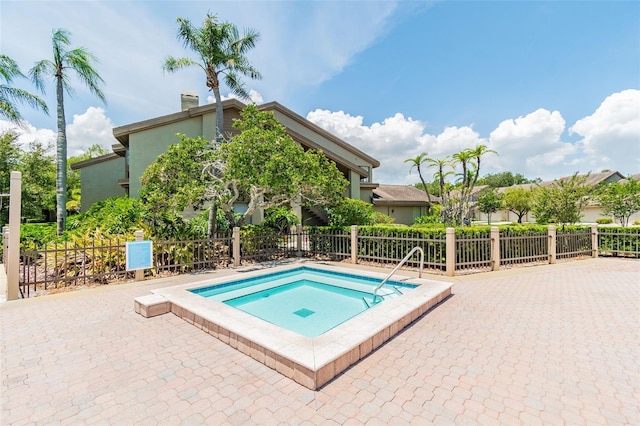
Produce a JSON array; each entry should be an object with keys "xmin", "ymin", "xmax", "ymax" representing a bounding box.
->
[
  {"xmin": 427, "ymin": 156, "xmax": 454, "ymax": 223},
  {"xmin": 163, "ymin": 13, "xmax": 261, "ymax": 144},
  {"xmin": 0, "ymin": 55, "xmax": 48, "ymax": 125},
  {"xmin": 405, "ymin": 153, "xmax": 433, "ymax": 210},
  {"xmin": 30, "ymin": 28, "xmax": 106, "ymax": 234},
  {"xmin": 469, "ymin": 144, "xmax": 497, "ymax": 188}
]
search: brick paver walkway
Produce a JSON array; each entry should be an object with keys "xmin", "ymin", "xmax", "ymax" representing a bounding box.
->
[{"xmin": 1, "ymin": 258, "xmax": 639, "ymax": 425}]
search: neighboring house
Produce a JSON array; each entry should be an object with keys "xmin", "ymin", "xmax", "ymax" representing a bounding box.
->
[
  {"xmin": 474, "ymin": 170, "xmax": 640, "ymax": 224},
  {"xmin": 371, "ymin": 185, "xmax": 438, "ymax": 225},
  {"xmin": 72, "ymin": 94, "xmax": 380, "ymax": 224}
]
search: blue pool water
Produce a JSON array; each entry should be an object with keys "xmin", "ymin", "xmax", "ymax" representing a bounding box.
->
[{"xmin": 190, "ymin": 267, "xmax": 416, "ymax": 338}]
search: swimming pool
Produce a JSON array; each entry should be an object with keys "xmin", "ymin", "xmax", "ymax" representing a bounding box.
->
[
  {"xmin": 190, "ymin": 267, "xmax": 417, "ymax": 338},
  {"xmin": 140, "ymin": 262, "xmax": 452, "ymax": 390}
]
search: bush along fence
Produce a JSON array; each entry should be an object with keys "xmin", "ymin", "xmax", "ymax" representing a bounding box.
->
[{"xmin": 4, "ymin": 225, "xmax": 639, "ymax": 298}]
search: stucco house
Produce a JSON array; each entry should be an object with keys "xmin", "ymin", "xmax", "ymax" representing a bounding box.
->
[
  {"xmin": 474, "ymin": 170, "xmax": 640, "ymax": 224},
  {"xmin": 72, "ymin": 94, "xmax": 380, "ymax": 224},
  {"xmin": 371, "ymin": 185, "xmax": 437, "ymax": 225}
]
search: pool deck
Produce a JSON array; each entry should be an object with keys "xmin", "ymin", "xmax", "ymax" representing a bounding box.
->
[{"xmin": 2, "ymin": 258, "xmax": 639, "ymax": 424}]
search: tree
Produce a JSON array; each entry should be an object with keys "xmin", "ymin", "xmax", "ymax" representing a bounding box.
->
[
  {"xmin": 468, "ymin": 145, "xmax": 497, "ymax": 189},
  {"xmin": 502, "ymin": 186, "xmax": 534, "ymax": 223},
  {"xmin": 414, "ymin": 180, "xmax": 441, "ymax": 197},
  {"xmin": 0, "ymin": 131, "xmax": 21, "ymax": 224},
  {"xmin": 214, "ymin": 105, "xmax": 347, "ymax": 226},
  {"xmin": 164, "ymin": 13, "xmax": 261, "ymax": 143},
  {"xmin": 19, "ymin": 141, "xmax": 56, "ymax": 222},
  {"xmin": 427, "ymin": 156, "xmax": 454, "ymax": 224},
  {"xmin": 595, "ymin": 178, "xmax": 640, "ymax": 226},
  {"xmin": 30, "ymin": 28, "xmax": 106, "ymax": 234},
  {"xmin": 423, "ymin": 146, "xmax": 496, "ymax": 226},
  {"xmin": 405, "ymin": 153, "xmax": 433, "ymax": 211},
  {"xmin": 0, "ymin": 55, "xmax": 48, "ymax": 124},
  {"xmin": 327, "ymin": 198, "xmax": 374, "ymax": 226},
  {"xmin": 477, "ymin": 171, "xmax": 538, "ymax": 188},
  {"xmin": 139, "ymin": 106, "xmax": 348, "ymax": 230},
  {"xmin": 139, "ymin": 135, "xmax": 217, "ymax": 235},
  {"xmin": 532, "ymin": 173, "xmax": 591, "ymax": 226},
  {"xmin": 477, "ymin": 188, "xmax": 503, "ymax": 224}
]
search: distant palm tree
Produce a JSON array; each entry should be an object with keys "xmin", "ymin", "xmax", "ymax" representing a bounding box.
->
[
  {"xmin": 405, "ymin": 152, "xmax": 433, "ymax": 210},
  {"xmin": 0, "ymin": 55, "xmax": 48, "ymax": 125},
  {"xmin": 469, "ymin": 144, "xmax": 497, "ymax": 188},
  {"xmin": 30, "ymin": 28, "xmax": 106, "ymax": 234},
  {"xmin": 164, "ymin": 13, "xmax": 261, "ymax": 144}
]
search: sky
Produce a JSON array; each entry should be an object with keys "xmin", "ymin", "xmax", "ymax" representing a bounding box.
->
[{"xmin": 1, "ymin": 0, "xmax": 639, "ymax": 185}]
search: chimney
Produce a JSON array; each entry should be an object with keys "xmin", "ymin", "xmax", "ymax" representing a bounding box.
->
[{"xmin": 180, "ymin": 91, "xmax": 199, "ymax": 111}]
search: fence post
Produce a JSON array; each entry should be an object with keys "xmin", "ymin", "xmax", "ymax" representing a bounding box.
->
[
  {"xmin": 548, "ymin": 225, "xmax": 557, "ymax": 264},
  {"xmin": 7, "ymin": 171, "xmax": 21, "ymax": 301},
  {"xmin": 134, "ymin": 230, "xmax": 145, "ymax": 282},
  {"xmin": 591, "ymin": 225, "xmax": 598, "ymax": 258},
  {"xmin": 446, "ymin": 227, "xmax": 455, "ymax": 277},
  {"xmin": 351, "ymin": 225, "xmax": 358, "ymax": 264},
  {"xmin": 232, "ymin": 227, "xmax": 240, "ymax": 267},
  {"xmin": 491, "ymin": 226, "xmax": 500, "ymax": 271}
]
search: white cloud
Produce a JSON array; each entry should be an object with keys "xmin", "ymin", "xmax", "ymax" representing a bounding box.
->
[
  {"xmin": 487, "ymin": 108, "xmax": 577, "ymax": 179},
  {"xmin": 0, "ymin": 120, "xmax": 56, "ymax": 151},
  {"xmin": 0, "ymin": 107, "xmax": 117, "ymax": 156},
  {"xmin": 66, "ymin": 107, "xmax": 119, "ymax": 156},
  {"xmin": 212, "ymin": 89, "xmax": 265, "ymax": 105},
  {"xmin": 431, "ymin": 126, "xmax": 485, "ymax": 158},
  {"xmin": 569, "ymin": 89, "xmax": 640, "ymax": 175},
  {"xmin": 307, "ymin": 109, "xmax": 430, "ymax": 183},
  {"xmin": 307, "ymin": 109, "xmax": 487, "ymax": 184},
  {"xmin": 309, "ymin": 92, "xmax": 638, "ymax": 185}
]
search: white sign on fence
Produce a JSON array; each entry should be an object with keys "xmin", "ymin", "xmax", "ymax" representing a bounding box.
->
[{"xmin": 126, "ymin": 240, "xmax": 153, "ymax": 271}]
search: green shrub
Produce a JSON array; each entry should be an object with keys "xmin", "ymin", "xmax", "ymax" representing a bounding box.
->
[
  {"xmin": 596, "ymin": 218, "xmax": 613, "ymax": 224},
  {"xmin": 413, "ymin": 214, "xmax": 440, "ymax": 225},
  {"xmin": 371, "ymin": 211, "xmax": 395, "ymax": 225},
  {"xmin": 264, "ymin": 207, "xmax": 299, "ymax": 233},
  {"xmin": 413, "ymin": 205, "xmax": 442, "ymax": 225},
  {"xmin": 598, "ymin": 226, "xmax": 640, "ymax": 255},
  {"xmin": 327, "ymin": 198, "xmax": 374, "ymax": 226},
  {"xmin": 19, "ymin": 223, "xmax": 60, "ymax": 251},
  {"xmin": 67, "ymin": 196, "xmax": 145, "ymax": 236}
]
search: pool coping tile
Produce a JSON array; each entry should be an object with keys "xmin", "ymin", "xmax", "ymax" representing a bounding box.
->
[{"xmin": 143, "ymin": 261, "xmax": 452, "ymax": 390}]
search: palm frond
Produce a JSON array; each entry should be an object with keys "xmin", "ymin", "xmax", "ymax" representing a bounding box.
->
[
  {"xmin": 29, "ymin": 60, "xmax": 55, "ymax": 94},
  {"xmin": 66, "ymin": 47, "xmax": 106, "ymax": 103},
  {"xmin": 163, "ymin": 56, "xmax": 200, "ymax": 73},
  {"xmin": 224, "ymin": 72, "xmax": 249, "ymax": 99},
  {"xmin": 0, "ymin": 55, "xmax": 25, "ymax": 83}
]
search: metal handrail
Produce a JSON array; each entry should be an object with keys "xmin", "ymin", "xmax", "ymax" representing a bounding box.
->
[{"xmin": 373, "ymin": 246, "xmax": 424, "ymax": 303}]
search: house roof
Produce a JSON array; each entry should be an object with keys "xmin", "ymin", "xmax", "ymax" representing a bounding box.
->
[
  {"xmin": 372, "ymin": 185, "xmax": 439, "ymax": 206},
  {"xmin": 622, "ymin": 172, "xmax": 640, "ymax": 182},
  {"xmin": 495, "ymin": 170, "xmax": 627, "ymax": 193},
  {"xmin": 111, "ymin": 98, "xmax": 380, "ymax": 173},
  {"xmin": 70, "ymin": 152, "xmax": 121, "ymax": 170}
]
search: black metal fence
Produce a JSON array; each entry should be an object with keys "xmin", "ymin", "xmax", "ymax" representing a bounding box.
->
[{"xmin": 12, "ymin": 225, "xmax": 639, "ymax": 297}]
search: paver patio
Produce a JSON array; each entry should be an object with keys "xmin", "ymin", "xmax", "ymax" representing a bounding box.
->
[{"xmin": 1, "ymin": 258, "xmax": 639, "ymax": 425}]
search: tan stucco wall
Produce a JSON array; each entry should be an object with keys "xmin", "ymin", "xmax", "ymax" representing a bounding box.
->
[
  {"xmin": 128, "ymin": 115, "xmax": 209, "ymax": 197},
  {"xmin": 373, "ymin": 205, "xmax": 426, "ymax": 225},
  {"xmin": 79, "ymin": 156, "xmax": 126, "ymax": 212},
  {"xmin": 476, "ymin": 206, "xmax": 640, "ymax": 225}
]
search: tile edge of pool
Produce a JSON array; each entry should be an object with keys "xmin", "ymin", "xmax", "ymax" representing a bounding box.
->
[{"xmin": 142, "ymin": 261, "xmax": 452, "ymax": 390}]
